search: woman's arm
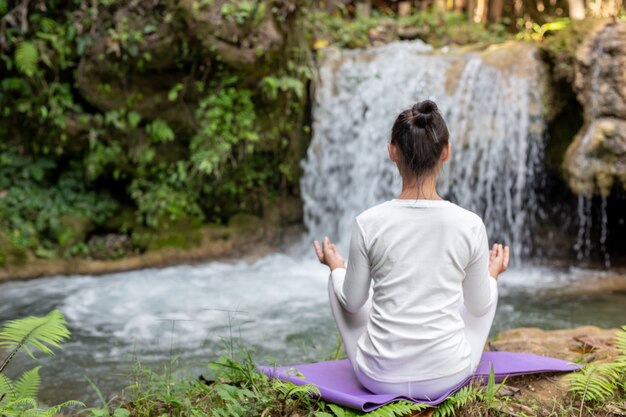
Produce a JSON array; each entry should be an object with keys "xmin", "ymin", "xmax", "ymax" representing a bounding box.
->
[
  {"xmin": 463, "ymin": 223, "xmax": 508, "ymax": 316},
  {"xmin": 313, "ymin": 219, "xmax": 371, "ymax": 313}
]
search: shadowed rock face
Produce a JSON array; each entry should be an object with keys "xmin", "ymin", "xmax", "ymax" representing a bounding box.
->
[
  {"xmin": 178, "ymin": 0, "xmax": 294, "ymax": 70},
  {"xmin": 566, "ymin": 22, "xmax": 626, "ymax": 196},
  {"xmin": 75, "ymin": 0, "xmax": 297, "ymax": 126}
]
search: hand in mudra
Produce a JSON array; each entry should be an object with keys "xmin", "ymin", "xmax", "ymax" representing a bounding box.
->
[
  {"xmin": 488, "ymin": 243, "xmax": 510, "ymax": 280},
  {"xmin": 313, "ymin": 236, "xmax": 346, "ymax": 271}
]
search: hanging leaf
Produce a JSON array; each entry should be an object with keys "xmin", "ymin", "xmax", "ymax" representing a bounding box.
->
[{"xmin": 14, "ymin": 41, "xmax": 39, "ymax": 77}]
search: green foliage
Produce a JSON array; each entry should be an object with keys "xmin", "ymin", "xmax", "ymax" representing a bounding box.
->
[
  {"xmin": 0, "ymin": 151, "xmax": 119, "ymax": 257},
  {"xmin": 191, "ymin": 77, "xmax": 259, "ymax": 177},
  {"xmin": 0, "ymin": 0, "xmax": 311, "ymax": 264},
  {"xmin": 516, "ymin": 18, "xmax": 570, "ymax": 41},
  {"xmin": 0, "ymin": 310, "xmax": 71, "ymax": 370},
  {"xmin": 146, "ymin": 119, "xmax": 175, "ymax": 143},
  {"xmin": 0, "ymin": 310, "xmax": 83, "ymax": 416},
  {"xmin": 220, "ymin": 1, "xmax": 265, "ymax": 25},
  {"xmin": 129, "ymin": 163, "xmax": 203, "ymax": 229},
  {"xmin": 14, "ymin": 41, "xmax": 39, "ymax": 77},
  {"xmin": 309, "ymin": 8, "xmax": 508, "ymax": 49},
  {"xmin": 566, "ymin": 326, "xmax": 626, "ymax": 403}
]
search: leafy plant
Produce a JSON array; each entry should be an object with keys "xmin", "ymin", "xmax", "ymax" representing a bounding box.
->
[
  {"xmin": 0, "ymin": 310, "xmax": 83, "ymax": 415},
  {"xmin": 566, "ymin": 326, "xmax": 626, "ymax": 403},
  {"xmin": 14, "ymin": 41, "xmax": 39, "ymax": 76}
]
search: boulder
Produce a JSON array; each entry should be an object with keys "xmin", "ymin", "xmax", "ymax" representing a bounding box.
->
[
  {"xmin": 74, "ymin": 0, "xmax": 197, "ymax": 128},
  {"xmin": 565, "ymin": 21, "xmax": 626, "ymax": 196},
  {"xmin": 177, "ymin": 0, "xmax": 294, "ymax": 70},
  {"xmin": 565, "ymin": 118, "xmax": 626, "ymax": 196}
]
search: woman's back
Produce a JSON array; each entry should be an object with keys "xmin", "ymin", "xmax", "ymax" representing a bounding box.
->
[
  {"xmin": 346, "ymin": 198, "xmax": 492, "ymax": 382},
  {"xmin": 316, "ymin": 100, "xmax": 508, "ymax": 399}
]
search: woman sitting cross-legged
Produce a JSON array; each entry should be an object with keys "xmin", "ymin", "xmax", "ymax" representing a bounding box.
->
[{"xmin": 313, "ymin": 100, "xmax": 510, "ymax": 401}]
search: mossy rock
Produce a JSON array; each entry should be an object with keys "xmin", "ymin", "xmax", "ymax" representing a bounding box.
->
[
  {"xmin": 0, "ymin": 232, "xmax": 31, "ymax": 266},
  {"xmin": 54, "ymin": 215, "xmax": 93, "ymax": 252},
  {"xmin": 227, "ymin": 213, "xmax": 264, "ymax": 236},
  {"xmin": 540, "ymin": 18, "xmax": 608, "ymax": 85},
  {"xmin": 132, "ymin": 218, "xmax": 203, "ymax": 251}
]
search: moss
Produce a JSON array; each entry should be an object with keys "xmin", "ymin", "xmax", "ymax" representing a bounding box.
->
[
  {"xmin": 228, "ymin": 213, "xmax": 263, "ymax": 235},
  {"xmin": 539, "ymin": 18, "xmax": 608, "ymax": 86},
  {"xmin": 55, "ymin": 215, "xmax": 93, "ymax": 252},
  {"xmin": 132, "ymin": 218, "xmax": 203, "ymax": 251}
]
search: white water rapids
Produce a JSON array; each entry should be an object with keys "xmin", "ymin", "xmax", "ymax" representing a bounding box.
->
[{"xmin": 0, "ymin": 40, "xmax": 624, "ymax": 405}]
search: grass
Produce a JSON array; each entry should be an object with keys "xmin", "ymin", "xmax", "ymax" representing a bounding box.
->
[{"xmin": 75, "ymin": 343, "xmax": 625, "ymax": 417}]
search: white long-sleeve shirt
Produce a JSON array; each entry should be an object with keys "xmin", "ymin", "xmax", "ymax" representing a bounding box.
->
[{"xmin": 331, "ymin": 198, "xmax": 498, "ymax": 382}]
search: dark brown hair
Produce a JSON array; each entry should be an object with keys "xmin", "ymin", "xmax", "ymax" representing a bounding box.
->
[{"xmin": 390, "ymin": 100, "xmax": 449, "ymax": 180}]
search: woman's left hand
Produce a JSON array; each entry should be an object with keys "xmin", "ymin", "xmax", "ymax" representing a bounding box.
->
[{"xmin": 313, "ymin": 236, "xmax": 346, "ymax": 271}]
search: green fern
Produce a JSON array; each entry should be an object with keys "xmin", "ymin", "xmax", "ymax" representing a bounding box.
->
[
  {"xmin": 14, "ymin": 41, "xmax": 39, "ymax": 76},
  {"xmin": 0, "ymin": 367, "xmax": 40, "ymax": 403},
  {"xmin": 326, "ymin": 399, "xmax": 429, "ymax": 417},
  {"xmin": 616, "ymin": 326, "xmax": 626, "ymax": 358},
  {"xmin": 0, "ymin": 311, "xmax": 82, "ymax": 415},
  {"xmin": 565, "ymin": 362, "xmax": 622, "ymax": 402},
  {"xmin": 566, "ymin": 326, "xmax": 626, "ymax": 403},
  {"xmin": 433, "ymin": 385, "xmax": 483, "ymax": 417},
  {"xmin": 0, "ymin": 309, "xmax": 70, "ymax": 373}
]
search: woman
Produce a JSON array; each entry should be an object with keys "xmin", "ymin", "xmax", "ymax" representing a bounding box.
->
[{"xmin": 313, "ymin": 100, "xmax": 510, "ymax": 400}]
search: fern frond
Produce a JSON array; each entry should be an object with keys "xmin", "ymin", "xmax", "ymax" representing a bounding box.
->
[
  {"xmin": 14, "ymin": 367, "xmax": 41, "ymax": 401},
  {"xmin": 0, "ymin": 372, "xmax": 15, "ymax": 401},
  {"xmin": 14, "ymin": 41, "xmax": 39, "ymax": 76},
  {"xmin": 0, "ymin": 396, "xmax": 38, "ymax": 411},
  {"xmin": 566, "ymin": 363, "xmax": 621, "ymax": 402},
  {"xmin": 432, "ymin": 385, "xmax": 483, "ymax": 417},
  {"xmin": 21, "ymin": 400, "xmax": 85, "ymax": 417},
  {"xmin": 369, "ymin": 400, "xmax": 430, "ymax": 417},
  {"xmin": 615, "ymin": 326, "xmax": 626, "ymax": 358},
  {"xmin": 0, "ymin": 310, "xmax": 70, "ymax": 372}
]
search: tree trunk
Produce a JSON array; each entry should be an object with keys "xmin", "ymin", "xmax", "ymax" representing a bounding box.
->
[
  {"xmin": 454, "ymin": 0, "xmax": 466, "ymax": 12},
  {"xmin": 474, "ymin": 0, "xmax": 488, "ymax": 22},
  {"xmin": 488, "ymin": 0, "xmax": 504, "ymax": 22},
  {"xmin": 568, "ymin": 0, "xmax": 586, "ymax": 19}
]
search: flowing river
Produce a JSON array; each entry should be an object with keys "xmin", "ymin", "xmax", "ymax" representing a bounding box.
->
[{"xmin": 1, "ymin": 40, "xmax": 625, "ymax": 404}]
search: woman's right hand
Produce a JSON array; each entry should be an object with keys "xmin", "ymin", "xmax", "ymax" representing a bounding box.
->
[
  {"xmin": 313, "ymin": 236, "xmax": 346, "ymax": 271},
  {"xmin": 488, "ymin": 243, "xmax": 509, "ymax": 280}
]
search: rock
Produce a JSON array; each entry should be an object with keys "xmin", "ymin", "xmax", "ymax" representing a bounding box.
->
[
  {"xmin": 177, "ymin": 0, "xmax": 291, "ymax": 70},
  {"xmin": 565, "ymin": 21, "xmax": 626, "ymax": 196},
  {"xmin": 74, "ymin": 0, "xmax": 197, "ymax": 128},
  {"xmin": 565, "ymin": 118, "xmax": 626, "ymax": 196},
  {"xmin": 574, "ymin": 22, "xmax": 626, "ymax": 120},
  {"xmin": 55, "ymin": 214, "xmax": 93, "ymax": 252},
  {"xmin": 398, "ymin": 26, "xmax": 422, "ymax": 40}
]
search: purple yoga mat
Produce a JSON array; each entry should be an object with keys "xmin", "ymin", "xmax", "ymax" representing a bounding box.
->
[{"xmin": 258, "ymin": 352, "xmax": 581, "ymax": 411}]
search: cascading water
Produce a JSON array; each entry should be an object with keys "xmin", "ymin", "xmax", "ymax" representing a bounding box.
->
[
  {"xmin": 301, "ymin": 41, "xmax": 545, "ymax": 261},
  {"xmin": 571, "ymin": 26, "xmax": 614, "ymax": 267}
]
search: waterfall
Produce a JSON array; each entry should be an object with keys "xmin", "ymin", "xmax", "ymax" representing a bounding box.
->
[
  {"xmin": 572, "ymin": 27, "xmax": 612, "ymax": 265},
  {"xmin": 300, "ymin": 41, "xmax": 545, "ymax": 261}
]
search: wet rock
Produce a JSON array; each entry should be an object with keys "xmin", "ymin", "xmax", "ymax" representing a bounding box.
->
[
  {"xmin": 88, "ymin": 233, "xmax": 133, "ymax": 260},
  {"xmin": 565, "ymin": 118, "xmax": 626, "ymax": 196},
  {"xmin": 565, "ymin": 21, "xmax": 626, "ymax": 196}
]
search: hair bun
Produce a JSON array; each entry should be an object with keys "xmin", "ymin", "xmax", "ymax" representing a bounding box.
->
[{"xmin": 411, "ymin": 100, "xmax": 438, "ymax": 128}]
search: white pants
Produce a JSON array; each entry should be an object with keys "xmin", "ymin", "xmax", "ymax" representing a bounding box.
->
[{"xmin": 327, "ymin": 277, "xmax": 498, "ymax": 400}]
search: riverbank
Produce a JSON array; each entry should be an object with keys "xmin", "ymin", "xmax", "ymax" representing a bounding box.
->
[
  {"xmin": 81, "ymin": 325, "xmax": 625, "ymax": 416},
  {"xmin": 0, "ymin": 222, "xmax": 303, "ymax": 283}
]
